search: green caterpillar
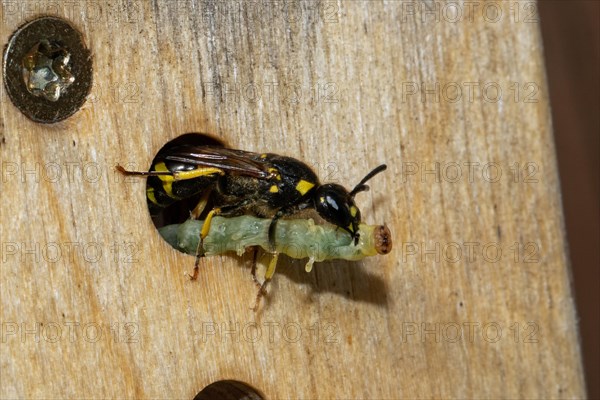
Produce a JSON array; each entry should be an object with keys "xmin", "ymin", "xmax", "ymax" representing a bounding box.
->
[
  {"xmin": 159, "ymin": 215, "xmax": 392, "ymax": 271},
  {"xmin": 159, "ymin": 215, "xmax": 392, "ymax": 310}
]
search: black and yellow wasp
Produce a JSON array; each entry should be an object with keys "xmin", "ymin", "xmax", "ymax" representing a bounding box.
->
[{"xmin": 117, "ymin": 142, "xmax": 386, "ymax": 304}]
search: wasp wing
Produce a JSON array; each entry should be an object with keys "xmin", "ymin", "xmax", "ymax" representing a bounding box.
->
[{"xmin": 159, "ymin": 146, "xmax": 272, "ymax": 179}]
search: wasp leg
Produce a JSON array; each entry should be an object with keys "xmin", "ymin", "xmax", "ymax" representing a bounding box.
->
[
  {"xmin": 252, "ymin": 252, "xmax": 279, "ymax": 312},
  {"xmin": 199, "ymin": 198, "xmax": 254, "ymax": 241},
  {"xmin": 117, "ymin": 164, "xmax": 224, "ymax": 181},
  {"xmin": 188, "ymin": 216, "xmax": 211, "ymax": 281},
  {"xmin": 116, "ymin": 164, "xmax": 173, "ymax": 176},
  {"xmin": 250, "ymin": 248, "xmax": 261, "ymax": 289},
  {"xmin": 171, "ymin": 167, "xmax": 224, "ymax": 181},
  {"xmin": 267, "ymin": 204, "xmax": 302, "ymax": 250},
  {"xmin": 267, "ymin": 211, "xmax": 284, "ymax": 252},
  {"xmin": 188, "ymin": 199, "xmax": 253, "ymax": 281},
  {"xmin": 187, "ymin": 190, "xmax": 212, "ymax": 279},
  {"xmin": 187, "ymin": 207, "xmax": 221, "ymax": 280},
  {"xmin": 190, "ymin": 189, "xmax": 212, "ymax": 220}
]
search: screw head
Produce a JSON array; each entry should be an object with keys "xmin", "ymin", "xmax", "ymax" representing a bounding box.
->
[{"xmin": 3, "ymin": 17, "xmax": 93, "ymax": 123}]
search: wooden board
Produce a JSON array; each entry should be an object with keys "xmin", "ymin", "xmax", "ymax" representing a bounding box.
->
[{"xmin": 0, "ymin": 1, "xmax": 585, "ymax": 398}]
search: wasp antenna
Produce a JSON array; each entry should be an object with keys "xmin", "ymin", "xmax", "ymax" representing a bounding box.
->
[
  {"xmin": 351, "ymin": 184, "xmax": 370, "ymax": 195},
  {"xmin": 350, "ymin": 164, "xmax": 387, "ymax": 197}
]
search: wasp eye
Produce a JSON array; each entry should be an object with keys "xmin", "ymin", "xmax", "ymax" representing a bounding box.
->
[
  {"xmin": 323, "ymin": 194, "xmax": 340, "ymax": 210},
  {"xmin": 315, "ymin": 184, "xmax": 361, "ymax": 240}
]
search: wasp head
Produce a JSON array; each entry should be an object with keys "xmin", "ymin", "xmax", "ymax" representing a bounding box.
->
[{"xmin": 314, "ymin": 164, "xmax": 387, "ymax": 245}]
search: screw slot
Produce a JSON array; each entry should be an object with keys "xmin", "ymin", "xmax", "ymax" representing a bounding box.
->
[
  {"xmin": 22, "ymin": 38, "xmax": 75, "ymax": 102},
  {"xmin": 3, "ymin": 16, "xmax": 93, "ymax": 123}
]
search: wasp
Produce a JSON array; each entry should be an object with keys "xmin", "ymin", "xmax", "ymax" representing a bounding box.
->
[{"xmin": 117, "ymin": 144, "xmax": 386, "ymax": 308}]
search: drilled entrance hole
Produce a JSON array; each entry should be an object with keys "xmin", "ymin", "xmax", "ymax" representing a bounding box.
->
[{"xmin": 193, "ymin": 380, "xmax": 264, "ymax": 400}]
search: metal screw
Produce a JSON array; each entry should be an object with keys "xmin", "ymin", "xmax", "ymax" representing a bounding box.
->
[{"xmin": 3, "ymin": 17, "xmax": 93, "ymax": 123}]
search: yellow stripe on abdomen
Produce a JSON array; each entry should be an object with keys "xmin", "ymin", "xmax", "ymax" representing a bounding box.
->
[
  {"xmin": 147, "ymin": 186, "xmax": 159, "ymax": 205},
  {"xmin": 153, "ymin": 161, "xmax": 175, "ymax": 197}
]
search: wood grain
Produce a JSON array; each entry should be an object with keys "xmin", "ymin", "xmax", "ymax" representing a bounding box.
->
[{"xmin": 0, "ymin": 1, "xmax": 585, "ymax": 398}]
